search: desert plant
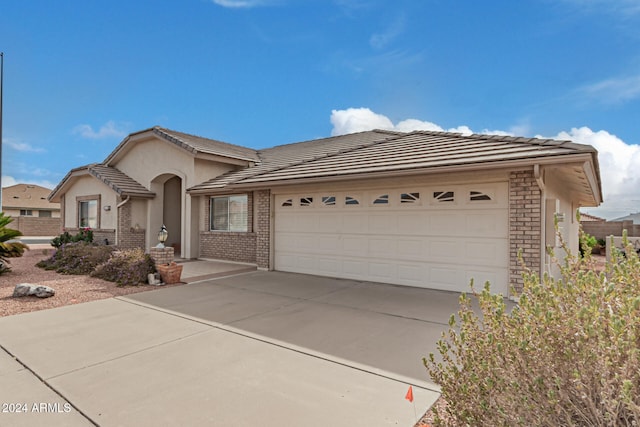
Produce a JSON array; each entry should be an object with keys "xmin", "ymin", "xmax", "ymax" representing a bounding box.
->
[
  {"xmin": 91, "ymin": 248, "xmax": 155, "ymax": 286},
  {"xmin": 37, "ymin": 241, "xmax": 115, "ymax": 275},
  {"xmin": 0, "ymin": 212, "xmax": 28, "ymax": 274},
  {"xmin": 424, "ymin": 230, "xmax": 640, "ymax": 426},
  {"xmin": 51, "ymin": 228, "xmax": 94, "ymax": 248}
]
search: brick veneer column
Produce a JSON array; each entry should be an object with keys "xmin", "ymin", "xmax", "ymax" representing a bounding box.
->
[
  {"xmin": 117, "ymin": 199, "xmax": 145, "ymax": 250},
  {"xmin": 509, "ymin": 170, "xmax": 542, "ymax": 295},
  {"xmin": 255, "ymin": 190, "xmax": 271, "ymax": 269}
]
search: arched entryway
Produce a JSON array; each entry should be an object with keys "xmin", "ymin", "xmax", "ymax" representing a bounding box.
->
[{"xmin": 148, "ymin": 173, "xmax": 183, "ymax": 257}]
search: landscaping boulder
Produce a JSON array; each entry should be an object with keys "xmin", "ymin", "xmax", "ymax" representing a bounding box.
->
[{"xmin": 13, "ymin": 283, "xmax": 55, "ymax": 298}]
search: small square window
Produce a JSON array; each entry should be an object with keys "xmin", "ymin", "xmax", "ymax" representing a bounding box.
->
[
  {"xmin": 345, "ymin": 196, "xmax": 360, "ymax": 206},
  {"xmin": 401, "ymin": 192, "xmax": 420, "ymax": 203},
  {"xmin": 281, "ymin": 199, "xmax": 293, "ymax": 207},
  {"xmin": 470, "ymin": 191, "xmax": 492, "ymax": 201},
  {"xmin": 300, "ymin": 197, "xmax": 314, "ymax": 207},
  {"xmin": 373, "ymin": 195, "xmax": 389, "ymax": 205},
  {"xmin": 322, "ymin": 196, "xmax": 336, "ymax": 206},
  {"xmin": 433, "ymin": 191, "xmax": 455, "ymax": 202}
]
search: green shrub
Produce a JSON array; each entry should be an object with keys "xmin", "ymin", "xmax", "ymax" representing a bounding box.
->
[
  {"xmin": 0, "ymin": 212, "xmax": 28, "ymax": 275},
  {"xmin": 37, "ymin": 241, "xmax": 115, "ymax": 275},
  {"xmin": 91, "ymin": 248, "xmax": 155, "ymax": 286},
  {"xmin": 425, "ymin": 231, "xmax": 640, "ymax": 426},
  {"xmin": 51, "ymin": 228, "xmax": 94, "ymax": 248}
]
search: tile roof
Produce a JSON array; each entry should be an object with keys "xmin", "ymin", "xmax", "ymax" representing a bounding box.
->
[
  {"xmin": 49, "ymin": 164, "xmax": 154, "ymax": 201},
  {"xmin": 2, "ymin": 184, "xmax": 60, "ymax": 210},
  {"xmin": 104, "ymin": 126, "xmax": 260, "ymax": 165},
  {"xmin": 188, "ymin": 130, "xmax": 599, "ymax": 191},
  {"xmin": 187, "ymin": 129, "xmax": 402, "ymax": 192},
  {"xmin": 87, "ymin": 165, "xmax": 155, "ymax": 198},
  {"xmin": 151, "ymin": 127, "xmax": 260, "ymax": 163}
]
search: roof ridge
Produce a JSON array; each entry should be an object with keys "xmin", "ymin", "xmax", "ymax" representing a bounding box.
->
[
  {"xmin": 246, "ymin": 131, "xmax": 409, "ymax": 182},
  {"xmin": 154, "ymin": 126, "xmax": 259, "ymax": 153},
  {"xmin": 258, "ymin": 129, "xmax": 402, "ymax": 152}
]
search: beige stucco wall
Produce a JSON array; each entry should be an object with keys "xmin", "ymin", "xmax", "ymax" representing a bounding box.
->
[
  {"xmin": 112, "ymin": 138, "xmax": 236, "ymax": 190},
  {"xmin": 63, "ymin": 175, "xmax": 118, "ymax": 230},
  {"xmin": 109, "ymin": 137, "xmax": 240, "ymax": 256}
]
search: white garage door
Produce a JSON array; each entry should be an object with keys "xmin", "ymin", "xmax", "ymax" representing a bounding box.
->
[{"xmin": 274, "ymin": 182, "xmax": 509, "ymax": 294}]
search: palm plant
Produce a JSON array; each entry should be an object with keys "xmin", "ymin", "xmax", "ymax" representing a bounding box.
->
[{"xmin": 0, "ymin": 212, "xmax": 28, "ymax": 274}]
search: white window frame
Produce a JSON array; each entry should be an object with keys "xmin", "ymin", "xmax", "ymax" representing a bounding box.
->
[{"xmin": 210, "ymin": 195, "xmax": 248, "ymax": 232}]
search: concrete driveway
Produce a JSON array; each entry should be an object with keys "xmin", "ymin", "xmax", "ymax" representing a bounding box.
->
[{"xmin": 0, "ymin": 271, "xmax": 461, "ymax": 426}]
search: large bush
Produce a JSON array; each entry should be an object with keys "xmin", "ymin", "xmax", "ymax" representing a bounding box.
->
[
  {"xmin": 0, "ymin": 212, "xmax": 28, "ymax": 275},
  {"xmin": 91, "ymin": 248, "xmax": 155, "ymax": 286},
  {"xmin": 37, "ymin": 241, "xmax": 115, "ymax": 275},
  {"xmin": 425, "ymin": 232, "xmax": 640, "ymax": 426}
]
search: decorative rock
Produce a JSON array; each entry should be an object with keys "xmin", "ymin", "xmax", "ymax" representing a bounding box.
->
[{"xmin": 13, "ymin": 283, "xmax": 55, "ymax": 298}]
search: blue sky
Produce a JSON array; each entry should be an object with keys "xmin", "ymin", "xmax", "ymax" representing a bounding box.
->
[{"xmin": 1, "ymin": 0, "xmax": 639, "ymax": 219}]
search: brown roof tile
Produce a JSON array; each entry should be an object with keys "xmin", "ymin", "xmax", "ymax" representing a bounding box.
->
[{"xmin": 2, "ymin": 184, "xmax": 60, "ymax": 210}]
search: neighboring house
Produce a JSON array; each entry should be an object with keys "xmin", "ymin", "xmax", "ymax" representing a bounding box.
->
[
  {"xmin": 49, "ymin": 126, "xmax": 602, "ymax": 297},
  {"xmin": 2, "ymin": 184, "xmax": 61, "ymax": 236},
  {"xmin": 612, "ymin": 212, "xmax": 640, "ymax": 225},
  {"xmin": 579, "ymin": 212, "xmax": 606, "ymax": 222}
]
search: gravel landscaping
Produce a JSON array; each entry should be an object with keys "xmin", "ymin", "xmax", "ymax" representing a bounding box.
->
[{"xmin": 0, "ymin": 245, "xmax": 185, "ymax": 318}]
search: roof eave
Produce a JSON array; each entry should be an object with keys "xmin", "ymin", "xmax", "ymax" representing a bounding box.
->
[{"xmin": 221, "ymin": 153, "xmax": 596, "ymax": 189}]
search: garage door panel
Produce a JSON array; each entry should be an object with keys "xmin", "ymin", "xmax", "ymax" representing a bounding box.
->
[
  {"xmin": 397, "ymin": 264, "xmax": 426, "ymax": 284},
  {"xmin": 369, "ymin": 238, "xmax": 397, "ymax": 257},
  {"xmin": 343, "ymin": 260, "xmax": 366, "ymax": 276},
  {"xmin": 343, "ymin": 215, "xmax": 367, "ymax": 233},
  {"xmin": 465, "ymin": 240, "xmax": 509, "ymax": 267},
  {"xmin": 368, "ymin": 262, "xmax": 396, "ymax": 280},
  {"xmin": 397, "ymin": 239, "xmax": 426, "ymax": 259},
  {"xmin": 317, "ymin": 235, "xmax": 340, "ymax": 252},
  {"xmin": 295, "ymin": 215, "xmax": 317, "ymax": 231},
  {"xmin": 343, "ymin": 236, "xmax": 366, "ymax": 254},
  {"xmin": 275, "ymin": 213, "xmax": 298, "ymax": 232},
  {"xmin": 368, "ymin": 215, "xmax": 397, "ymax": 234},
  {"xmin": 398, "ymin": 214, "xmax": 426, "ymax": 234},
  {"xmin": 275, "ymin": 182, "xmax": 509, "ymax": 294},
  {"xmin": 318, "ymin": 214, "xmax": 342, "ymax": 233},
  {"xmin": 430, "ymin": 213, "xmax": 464, "ymax": 236},
  {"xmin": 317, "ymin": 258, "xmax": 341, "ymax": 274},
  {"xmin": 430, "ymin": 240, "xmax": 458, "ymax": 259},
  {"xmin": 465, "ymin": 211, "xmax": 508, "ymax": 237}
]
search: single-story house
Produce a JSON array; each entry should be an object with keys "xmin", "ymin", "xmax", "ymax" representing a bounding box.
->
[
  {"xmin": 49, "ymin": 126, "xmax": 602, "ymax": 297},
  {"xmin": 2, "ymin": 183, "xmax": 61, "ymax": 236}
]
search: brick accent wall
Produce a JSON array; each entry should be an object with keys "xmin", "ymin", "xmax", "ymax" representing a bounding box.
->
[
  {"xmin": 255, "ymin": 190, "xmax": 271, "ymax": 269},
  {"xmin": 117, "ymin": 200, "xmax": 146, "ymax": 250},
  {"xmin": 11, "ymin": 217, "xmax": 62, "ymax": 236},
  {"xmin": 199, "ymin": 192, "xmax": 257, "ymax": 263},
  {"xmin": 509, "ymin": 170, "xmax": 542, "ymax": 294},
  {"xmin": 200, "ymin": 231, "xmax": 257, "ymax": 263}
]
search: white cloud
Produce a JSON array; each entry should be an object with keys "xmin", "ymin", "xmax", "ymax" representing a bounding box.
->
[
  {"xmin": 212, "ymin": 0, "xmax": 272, "ymax": 8},
  {"xmin": 329, "ymin": 107, "xmax": 640, "ymax": 219},
  {"xmin": 330, "ymin": 108, "xmax": 474, "ymax": 136},
  {"xmin": 3, "ymin": 138, "xmax": 45, "ymax": 153},
  {"xmin": 550, "ymin": 127, "xmax": 640, "ymax": 219},
  {"xmin": 330, "ymin": 108, "xmax": 394, "ymax": 135},
  {"xmin": 580, "ymin": 74, "xmax": 640, "ymax": 104},
  {"xmin": 72, "ymin": 121, "xmax": 128, "ymax": 140}
]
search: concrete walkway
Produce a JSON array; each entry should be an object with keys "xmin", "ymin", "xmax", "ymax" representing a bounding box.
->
[{"xmin": 0, "ymin": 271, "xmax": 451, "ymax": 426}]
